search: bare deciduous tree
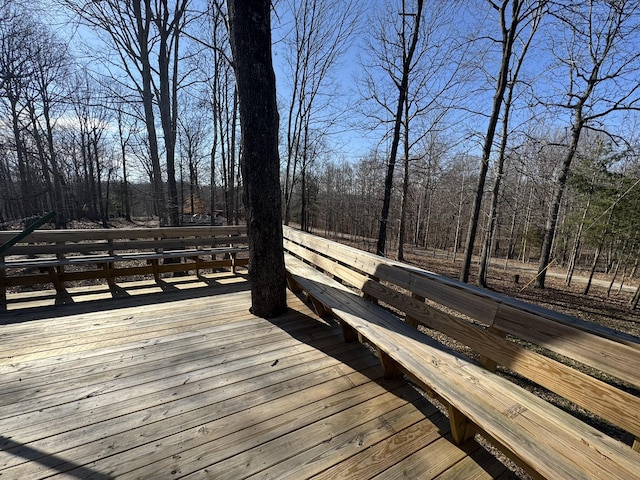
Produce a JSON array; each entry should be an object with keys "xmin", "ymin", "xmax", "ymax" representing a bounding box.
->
[
  {"xmin": 535, "ymin": 0, "xmax": 640, "ymax": 288},
  {"xmin": 277, "ymin": 0, "xmax": 360, "ymax": 228},
  {"xmin": 62, "ymin": 0, "xmax": 190, "ymax": 226},
  {"xmin": 460, "ymin": 0, "xmax": 543, "ymax": 283},
  {"xmin": 0, "ymin": 6, "xmax": 37, "ymax": 218},
  {"xmin": 207, "ymin": 1, "xmax": 240, "ymax": 224},
  {"xmin": 476, "ymin": 0, "xmax": 547, "ymax": 287},
  {"xmin": 371, "ymin": 0, "xmax": 425, "ymax": 257}
]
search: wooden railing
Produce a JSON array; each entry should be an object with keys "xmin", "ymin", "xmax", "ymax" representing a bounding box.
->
[
  {"xmin": 0, "ymin": 225, "xmax": 248, "ymax": 309},
  {"xmin": 283, "ymin": 225, "xmax": 640, "ymax": 479}
]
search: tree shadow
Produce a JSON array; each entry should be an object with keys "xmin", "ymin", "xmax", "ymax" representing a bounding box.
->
[
  {"xmin": 1, "ymin": 275, "xmax": 251, "ymax": 325},
  {"xmin": 0, "ymin": 435, "xmax": 113, "ymax": 479},
  {"xmin": 267, "ymin": 290, "xmax": 449, "ymax": 429},
  {"xmin": 265, "ymin": 289, "xmax": 512, "ymax": 479}
]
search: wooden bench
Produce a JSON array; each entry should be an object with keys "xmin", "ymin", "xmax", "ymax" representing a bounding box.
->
[
  {"xmin": 0, "ymin": 226, "xmax": 248, "ymax": 308},
  {"xmin": 283, "ymin": 225, "xmax": 640, "ymax": 480}
]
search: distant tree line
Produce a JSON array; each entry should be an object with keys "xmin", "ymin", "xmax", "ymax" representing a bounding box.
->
[{"xmin": 1, "ymin": 0, "xmax": 640, "ymax": 306}]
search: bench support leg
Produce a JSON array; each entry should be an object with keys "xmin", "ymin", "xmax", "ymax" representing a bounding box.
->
[
  {"xmin": 45, "ymin": 266, "xmax": 66, "ymax": 294},
  {"xmin": 406, "ymin": 316, "xmax": 420, "ymax": 328},
  {"xmin": 340, "ymin": 320, "xmax": 358, "ymax": 343},
  {"xmin": 406, "ymin": 292, "xmax": 425, "ymax": 328},
  {"xmin": 149, "ymin": 259, "xmax": 161, "ymax": 283},
  {"xmin": 286, "ymin": 273, "xmax": 302, "ymax": 293},
  {"xmin": 309, "ymin": 296, "xmax": 329, "ymax": 317},
  {"xmin": 100, "ymin": 262, "xmax": 117, "ymax": 289},
  {"xmin": 633, "ymin": 437, "xmax": 640, "ymax": 453},
  {"xmin": 377, "ymin": 348, "xmax": 402, "ymax": 379},
  {"xmin": 188, "ymin": 256, "xmax": 202, "ymax": 277},
  {"xmin": 447, "ymin": 403, "xmax": 474, "ymax": 444},
  {"xmin": 362, "ymin": 275, "xmax": 380, "ymax": 305}
]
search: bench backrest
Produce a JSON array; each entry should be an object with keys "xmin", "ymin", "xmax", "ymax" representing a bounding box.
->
[
  {"xmin": 0, "ymin": 226, "xmax": 247, "ymax": 258},
  {"xmin": 283, "ymin": 226, "xmax": 640, "ymax": 449},
  {"xmin": 0, "ymin": 226, "xmax": 248, "ymax": 303}
]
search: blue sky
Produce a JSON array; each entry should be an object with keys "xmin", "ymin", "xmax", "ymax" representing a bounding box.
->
[
  {"xmin": 39, "ymin": 0, "xmax": 640, "ymax": 168},
  {"xmin": 269, "ymin": 0, "xmax": 499, "ymax": 163}
]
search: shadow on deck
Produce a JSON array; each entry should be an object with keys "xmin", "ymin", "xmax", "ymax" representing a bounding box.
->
[{"xmin": 0, "ymin": 273, "xmax": 517, "ymax": 479}]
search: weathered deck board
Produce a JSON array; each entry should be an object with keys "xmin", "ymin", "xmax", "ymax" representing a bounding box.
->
[{"xmin": 0, "ymin": 274, "xmax": 515, "ymax": 479}]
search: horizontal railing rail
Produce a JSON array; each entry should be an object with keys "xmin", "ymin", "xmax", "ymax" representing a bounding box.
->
[{"xmin": 0, "ymin": 225, "xmax": 248, "ymax": 309}]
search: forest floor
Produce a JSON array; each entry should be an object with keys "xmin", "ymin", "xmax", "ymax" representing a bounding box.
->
[
  {"xmin": 403, "ymin": 246, "xmax": 640, "ymax": 338},
  {"xmin": 331, "ymin": 231, "xmax": 640, "ymax": 338}
]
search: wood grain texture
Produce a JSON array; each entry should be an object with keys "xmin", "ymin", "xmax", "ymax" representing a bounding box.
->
[
  {"xmin": 283, "ymin": 226, "xmax": 640, "ymax": 347},
  {"xmin": 361, "ymin": 277, "xmax": 640, "ymax": 438},
  {"xmin": 0, "ymin": 276, "xmax": 505, "ymax": 479},
  {"xmin": 494, "ymin": 303, "xmax": 640, "ymax": 386},
  {"xmin": 0, "ymin": 225, "xmax": 247, "ymax": 244},
  {"xmin": 282, "ymin": 228, "xmax": 640, "ymax": 480}
]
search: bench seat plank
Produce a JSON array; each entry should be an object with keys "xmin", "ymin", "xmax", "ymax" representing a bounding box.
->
[
  {"xmin": 360, "ymin": 276, "xmax": 640, "ymax": 439},
  {"xmin": 285, "ymin": 253, "xmax": 640, "ymax": 480}
]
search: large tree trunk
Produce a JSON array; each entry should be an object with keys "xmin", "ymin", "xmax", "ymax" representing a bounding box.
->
[
  {"xmin": 460, "ymin": 1, "xmax": 522, "ymax": 284},
  {"xmin": 397, "ymin": 98, "xmax": 411, "ymax": 262},
  {"xmin": 134, "ymin": 0, "xmax": 166, "ymax": 225},
  {"xmin": 376, "ymin": 0, "xmax": 424, "ymax": 257},
  {"xmin": 228, "ymin": 0, "xmax": 287, "ymax": 318},
  {"xmin": 536, "ymin": 120, "xmax": 583, "ymax": 288},
  {"xmin": 154, "ymin": 0, "xmax": 186, "ymax": 227}
]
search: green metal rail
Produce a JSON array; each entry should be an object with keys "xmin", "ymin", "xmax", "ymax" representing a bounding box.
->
[{"xmin": 0, "ymin": 212, "xmax": 55, "ymax": 256}]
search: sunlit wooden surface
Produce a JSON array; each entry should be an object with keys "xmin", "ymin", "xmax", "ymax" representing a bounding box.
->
[{"xmin": 0, "ymin": 273, "xmax": 514, "ymax": 479}]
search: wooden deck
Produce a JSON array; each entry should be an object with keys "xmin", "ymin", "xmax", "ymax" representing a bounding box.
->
[{"xmin": 0, "ymin": 273, "xmax": 516, "ymax": 479}]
